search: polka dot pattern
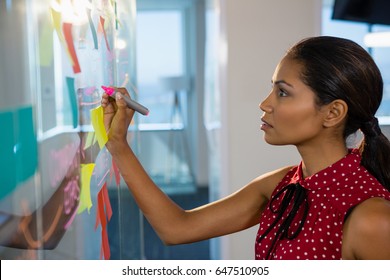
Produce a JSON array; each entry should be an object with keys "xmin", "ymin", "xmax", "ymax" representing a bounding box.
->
[{"xmin": 255, "ymin": 149, "xmax": 390, "ymax": 260}]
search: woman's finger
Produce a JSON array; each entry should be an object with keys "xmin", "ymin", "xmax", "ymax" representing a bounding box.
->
[{"xmin": 115, "ymin": 87, "xmax": 131, "ymax": 98}]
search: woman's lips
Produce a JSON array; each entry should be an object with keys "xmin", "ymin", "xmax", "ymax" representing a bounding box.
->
[{"xmin": 261, "ymin": 118, "xmax": 273, "ymax": 130}]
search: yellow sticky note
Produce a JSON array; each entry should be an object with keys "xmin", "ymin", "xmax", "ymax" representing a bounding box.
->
[
  {"xmin": 90, "ymin": 106, "xmax": 108, "ymax": 149},
  {"xmin": 50, "ymin": 7, "xmax": 74, "ymax": 69},
  {"xmin": 77, "ymin": 163, "xmax": 95, "ymax": 214},
  {"xmin": 50, "ymin": 7, "xmax": 66, "ymax": 45},
  {"xmin": 39, "ymin": 21, "xmax": 54, "ymax": 67},
  {"xmin": 83, "ymin": 131, "xmax": 95, "ymax": 150}
]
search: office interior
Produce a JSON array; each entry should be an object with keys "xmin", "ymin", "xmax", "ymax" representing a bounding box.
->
[{"xmin": 1, "ymin": 0, "xmax": 390, "ymax": 260}]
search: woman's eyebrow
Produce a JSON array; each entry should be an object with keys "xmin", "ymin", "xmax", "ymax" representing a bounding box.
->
[{"xmin": 272, "ymin": 79, "xmax": 294, "ymax": 88}]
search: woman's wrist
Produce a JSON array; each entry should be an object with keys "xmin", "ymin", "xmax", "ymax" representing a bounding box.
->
[{"xmin": 106, "ymin": 138, "xmax": 130, "ymax": 156}]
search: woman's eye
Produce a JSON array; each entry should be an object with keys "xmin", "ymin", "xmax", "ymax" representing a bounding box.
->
[{"xmin": 278, "ymin": 89, "xmax": 288, "ymax": 97}]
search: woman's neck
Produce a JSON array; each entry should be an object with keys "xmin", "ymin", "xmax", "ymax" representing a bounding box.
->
[{"xmin": 298, "ymin": 143, "xmax": 348, "ymax": 178}]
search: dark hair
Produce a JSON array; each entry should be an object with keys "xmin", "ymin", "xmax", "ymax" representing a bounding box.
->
[{"xmin": 287, "ymin": 36, "xmax": 390, "ymax": 190}]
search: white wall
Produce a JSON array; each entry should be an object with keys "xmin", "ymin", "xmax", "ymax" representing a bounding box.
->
[{"xmin": 218, "ymin": 0, "xmax": 322, "ymax": 259}]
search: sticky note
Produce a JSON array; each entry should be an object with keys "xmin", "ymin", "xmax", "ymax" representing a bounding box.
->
[
  {"xmin": 0, "ymin": 106, "xmax": 38, "ymax": 200},
  {"xmin": 50, "ymin": 7, "xmax": 64, "ymax": 43},
  {"xmin": 87, "ymin": 7, "xmax": 98, "ymax": 50},
  {"xmin": 0, "ymin": 110, "xmax": 17, "ymax": 199},
  {"xmin": 17, "ymin": 107, "xmax": 38, "ymax": 182},
  {"xmin": 50, "ymin": 8, "xmax": 74, "ymax": 69},
  {"xmin": 96, "ymin": 187, "xmax": 107, "ymax": 229},
  {"xmin": 111, "ymin": 159, "xmax": 121, "ymax": 187},
  {"xmin": 83, "ymin": 131, "xmax": 95, "ymax": 150},
  {"xmin": 95, "ymin": 183, "xmax": 112, "ymax": 260},
  {"xmin": 63, "ymin": 23, "xmax": 81, "ymax": 74},
  {"xmin": 101, "ymin": 228, "xmax": 110, "ymax": 260},
  {"xmin": 99, "ymin": 16, "xmax": 111, "ymax": 51},
  {"xmin": 39, "ymin": 21, "xmax": 54, "ymax": 67},
  {"xmin": 66, "ymin": 77, "xmax": 79, "ymax": 128},
  {"xmin": 90, "ymin": 106, "xmax": 108, "ymax": 149},
  {"xmin": 77, "ymin": 163, "xmax": 95, "ymax": 214},
  {"xmin": 101, "ymin": 183, "xmax": 112, "ymax": 220}
]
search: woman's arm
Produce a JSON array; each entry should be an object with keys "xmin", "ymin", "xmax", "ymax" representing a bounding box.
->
[
  {"xmin": 111, "ymin": 144, "xmax": 289, "ymax": 244},
  {"xmin": 101, "ymin": 88, "xmax": 290, "ymax": 245},
  {"xmin": 342, "ymin": 197, "xmax": 390, "ymax": 259}
]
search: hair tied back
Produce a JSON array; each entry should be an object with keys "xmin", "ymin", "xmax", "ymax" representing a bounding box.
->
[{"xmin": 361, "ymin": 117, "xmax": 382, "ymax": 138}]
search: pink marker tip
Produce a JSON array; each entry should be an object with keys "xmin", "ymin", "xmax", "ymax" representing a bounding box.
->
[{"xmin": 101, "ymin": 85, "xmax": 115, "ymax": 96}]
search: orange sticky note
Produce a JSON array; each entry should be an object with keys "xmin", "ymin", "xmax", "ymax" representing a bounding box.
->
[
  {"xmin": 111, "ymin": 158, "xmax": 121, "ymax": 187},
  {"xmin": 63, "ymin": 23, "xmax": 81, "ymax": 73},
  {"xmin": 90, "ymin": 106, "xmax": 108, "ymax": 149},
  {"xmin": 101, "ymin": 228, "xmax": 110, "ymax": 260},
  {"xmin": 102, "ymin": 183, "xmax": 112, "ymax": 220},
  {"xmin": 95, "ymin": 183, "xmax": 112, "ymax": 229},
  {"xmin": 96, "ymin": 188, "xmax": 107, "ymax": 229},
  {"xmin": 99, "ymin": 16, "xmax": 111, "ymax": 51},
  {"xmin": 95, "ymin": 182, "xmax": 112, "ymax": 260},
  {"xmin": 50, "ymin": 8, "xmax": 74, "ymax": 71}
]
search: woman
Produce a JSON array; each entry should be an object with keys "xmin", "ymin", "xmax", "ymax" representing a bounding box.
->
[{"xmin": 101, "ymin": 36, "xmax": 390, "ymax": 260}]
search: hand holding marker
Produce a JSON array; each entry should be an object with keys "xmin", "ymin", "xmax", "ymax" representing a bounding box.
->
[{"xmin": 101, "ymin": 86, "xmax": 149, "ymax": 116}]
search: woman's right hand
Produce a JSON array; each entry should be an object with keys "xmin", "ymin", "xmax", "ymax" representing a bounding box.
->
[{"xmin": 101, "ymin": 87, "xmax": 135, "ymax": 155}]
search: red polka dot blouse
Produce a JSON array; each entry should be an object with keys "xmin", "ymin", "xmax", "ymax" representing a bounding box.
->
[{"xmin": 255, "ymin": 149, "xmax": 390, "ymax": 260}]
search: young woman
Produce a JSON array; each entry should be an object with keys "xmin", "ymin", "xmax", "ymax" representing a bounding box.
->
[{"xmin": 101, "ymin": 36, "xmax": 390, "ymax": 260}]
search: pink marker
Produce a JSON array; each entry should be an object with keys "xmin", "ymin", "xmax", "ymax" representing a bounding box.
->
[{"xmin": 101, "ymin": 86, "xmax": 149, "ymax": 116}]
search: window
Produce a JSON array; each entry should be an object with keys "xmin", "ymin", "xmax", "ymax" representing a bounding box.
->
[
  {"xmin": 322, "ymin": 0, "xmax": 390, "ymax": 123},
  {"xmin": 135, "ymin": 0, "xmax": 204, "ymax": 191},
  {"xmin": 136, "ymin": 2, "xmax": 191, "ymax": 128}
]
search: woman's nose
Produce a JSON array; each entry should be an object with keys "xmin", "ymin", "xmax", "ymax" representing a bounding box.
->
[{"xmin": 259, "ymin": 93, "xmax": 272, "ymax": 113}]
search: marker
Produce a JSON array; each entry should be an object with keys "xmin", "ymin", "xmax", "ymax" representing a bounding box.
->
[{"xmin": 101, "ymin": 86, "xmax": 149, "ymax": 116}]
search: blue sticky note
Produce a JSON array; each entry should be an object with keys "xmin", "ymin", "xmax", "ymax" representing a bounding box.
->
[
  {"xmin": 87, "ymin": 7, "xmax": 98, "ymax": 50},
  {"xmin": 0, "ymin": 111, "xmax": 17, "ymax": 199},
  {"xmin": 66, "ymin": 76, "xmax": 79, "ymax": 128},
  {"xmin": 0, "ymin": 106, "xmax": 38, "ymax": 200},
  {"xmin": 16, "ymin": 107, "xmax": 38, "ymax": 182}
]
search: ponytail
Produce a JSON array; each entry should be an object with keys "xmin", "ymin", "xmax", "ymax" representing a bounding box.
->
[{"xmin": 359, "ymin": 117, "xmax": 390, "ymax": 191}]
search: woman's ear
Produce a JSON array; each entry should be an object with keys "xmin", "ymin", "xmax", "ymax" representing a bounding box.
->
[{"xmin": 323, "ymin": 99, "xmax": 348, "ymax": 128}]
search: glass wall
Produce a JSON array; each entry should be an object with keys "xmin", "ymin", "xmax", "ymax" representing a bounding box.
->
[
  {"xmin": 0, "ymin": 0, "xmax": 212, "ymax": 260},
  {"xmin": 0, "ymin": 0, "xmax": 142, "ymax": 259}
]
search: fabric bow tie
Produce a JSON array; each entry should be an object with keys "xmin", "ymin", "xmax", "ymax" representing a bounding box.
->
[{"xmin": 257, "ymin": 183, "xmax": 309, "ymax": 259}]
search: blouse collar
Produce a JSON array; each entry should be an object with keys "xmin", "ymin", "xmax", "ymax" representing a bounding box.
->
[{"xmin": 290, "ymin": 149, "xmax": 362, "ymax": 190}]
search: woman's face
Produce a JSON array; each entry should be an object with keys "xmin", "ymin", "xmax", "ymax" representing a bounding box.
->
[{"xmin": 259, "ymin": 56, "xmax": 328, "ymax": 147}]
